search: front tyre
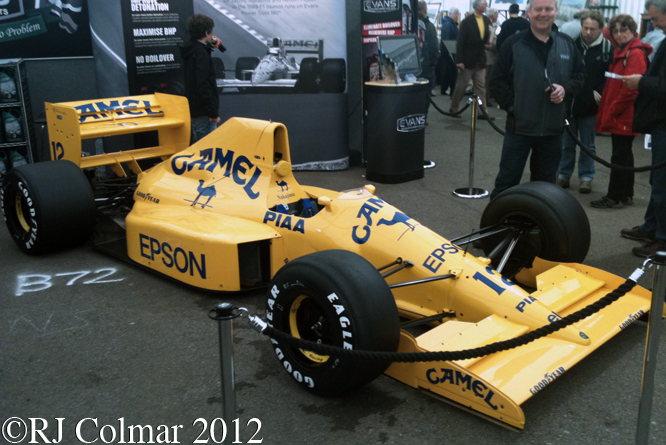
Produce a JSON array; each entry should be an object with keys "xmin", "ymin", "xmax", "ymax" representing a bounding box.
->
[
  {"xmin": 480, "ymin": 181, "xmax": 590, "ymax": 275},
  {"xmin": 1, "ymin": 160, "xmax": 95, "ymax": 254},
  {"xmin": 267, "ymin": 250, "xmax": 400, "ymax": 396}
]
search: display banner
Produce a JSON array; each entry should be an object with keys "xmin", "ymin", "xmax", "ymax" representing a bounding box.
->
[
  {"xmin": 361, "ymin": 0, "xmax": 411, "ymax": 74},
  {"xmin": 208, "ymin": 0, "xmax": 346, "ymax": 75},
  {"xmin": 121, "ymin": 0, "xmax": 193, "ymax": 95},
  {"xmin": 361, "ymin": 0, "xmax": 404, "ymax": 44},
  {"xmin": 0, "ymin": 0, "xmax": 92, "ymax": 59}
]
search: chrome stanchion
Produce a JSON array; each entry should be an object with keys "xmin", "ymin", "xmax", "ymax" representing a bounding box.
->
[
  {"xmin": 636, "ymin": 253, "xmax": 666, "ymax": 445},
  {"xmin": 453, "ymin": 95, "xmax": 488, "ymax": 199},
  {"xmin": 209, "ymin": 302, "xmax": 240, "ymax": 427}
]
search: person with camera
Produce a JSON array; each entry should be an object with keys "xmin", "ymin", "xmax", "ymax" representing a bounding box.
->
[{"xmin": 180, "ymin": 14, "xmax": 226, "ymax": 143}]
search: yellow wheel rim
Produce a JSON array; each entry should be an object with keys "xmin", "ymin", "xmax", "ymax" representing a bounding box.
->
[
  {"xmin": 14, "ymin": 191, "xmax": 30, "ymax": 233},
  {"xmin": 289, "ymin": 294, "xmax": 330, "ymax": 364}
]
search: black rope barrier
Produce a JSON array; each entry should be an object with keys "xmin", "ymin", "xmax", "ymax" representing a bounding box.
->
[
  {"xmin": 474, "ymin": 95, "xmax": 506, "ymax": 135},
  {"xmin": 251, "ymin": 272, "xmax": 643, "ymax": 363},
  {"xmin": 461, "ymin": 93, "xmax": 666, "ymax": 173},
  {"xmin": 426, "ymin": 91, "xmax": 471, "ymax": 117},
  {"xmin": 564, "ymin": 123, "xmax": 666, "ymax": 173}
]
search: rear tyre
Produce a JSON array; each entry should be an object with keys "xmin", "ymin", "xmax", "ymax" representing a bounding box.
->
[
  {"xmin": 267, "ymin": 250, "xmax": 400, "ymax": 396},
  {"xmin": 320, "ymin": 58, "xmax": 346, "ymax": 93},
  {"xmin": 1, "ymin": 160, "xmax": 95, "ymax": 254},
  {"xmin": 235, "ymin": 57, "xmax": 260, "ymax": 81},
  {"xmin": 480, "ymin": 181, "xmax": 590, "ymax": 276},
  {"xmin": 296, "ymin": 57, "xmax": 321, "ymax": 93}
]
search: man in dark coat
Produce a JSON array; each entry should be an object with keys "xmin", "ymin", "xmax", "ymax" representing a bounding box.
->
[
  {"xmin": 418, "ymin": 1, "xmax": 439, "ymax": 87},
  {"xmin": 448, "ymin": 0, "xmax": 493, "ymax": 119},
  {"xmin": 180, "ymin": 14, "xmax": 223, "ymax": 143},
  {"xmin": 496, "ymin": 4, "xmax": 529, "ymax": 51},
  {"xmin": 488, "ymin": 0, "xmax": 585, "ymax": 198},
  {"xmin": 620, "ymin": 0, "xmax": 666, "ymax": 257},
  {"xmin": 441, "ymin": 8, "xmax": 460, "ymax": 40},
  {"xmin": 557, "ymin": 10, "xmax": 612, "ymax": 194},
  {"xmin": 438, "ymin": 8, "xmax": 459, "ymax": 94},
  {"xmin": 418, "ymin": 1, "xmax": 439, "ymax": 116}
]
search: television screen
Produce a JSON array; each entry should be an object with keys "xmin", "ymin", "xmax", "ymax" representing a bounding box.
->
[{"xmin": 377, "ymin": 35, "xmax": 422, "ymax": 76}]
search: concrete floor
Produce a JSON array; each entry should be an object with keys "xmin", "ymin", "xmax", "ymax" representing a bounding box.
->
[{"xmin": 1, "ymin": 93, "xmax": 665, "ymax": 444}]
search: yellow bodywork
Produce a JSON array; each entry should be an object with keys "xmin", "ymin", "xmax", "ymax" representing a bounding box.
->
[
  {"xmin": 46, "ymin": 96, "xmax": 658, "ymax": 430},
  {"xmin": 45, "ymin": 93, "xmax": 190, "ymax": 177}
]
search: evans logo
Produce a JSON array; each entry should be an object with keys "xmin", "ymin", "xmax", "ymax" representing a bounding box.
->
[
  {"xmin": 397, "ymin": 114, "xmax": 426, "ymax": 132},
  {"xmin": 364, "ymin": 0, "xmax": 399, "ymax": 13}
]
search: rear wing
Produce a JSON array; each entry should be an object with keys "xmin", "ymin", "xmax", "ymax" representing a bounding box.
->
[{"xmin": 45, "ymin": 93, "xmax": 191, "ymax": 177}]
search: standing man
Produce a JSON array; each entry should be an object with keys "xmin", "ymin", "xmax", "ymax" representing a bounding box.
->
[
  {"xmin": 439, "ymin": 8, "xmax": 460, "ymax": 95},
  {"xmin": 418, "ymin": 1, "xmax": 439, "ymax": 112},
  {"xmin": 448, "ymin": 0, "xmax": 493, "ymax": 119},
  {"xmin": 557, "ymin": 10, "xmax": 612, "ymax": 194},
  {"xmin": 496, "ymin": 4, "xmax": 529, "ymax": 51},
  {"xmin": 441, "ymin": 8, "xmax": 460, "ymax": 40},
  {"xmin": 559, "ymin": 10, "xmax": 587, "ymax": 39},
  {"xmin": 620, "ymin": 0, "xmax": 666, "ymax": 256},
  {"xmin": 485, "ymin": 8, "xmax": 499, "ymax": 107},
  {"xmin": 180, "ymin": 14, "xmax": 224, "ymax": 143},
  {"xmin": 489, "ymin": 0, "xmax": 585, "ymax": 199}
]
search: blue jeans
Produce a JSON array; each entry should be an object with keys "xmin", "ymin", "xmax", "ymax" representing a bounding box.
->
[
  {"xmin": 491, "ymin": 131, "xmax": 563, "ymax": 199},
  {"xmin": 191, "ymin": 116, "xmax": 217, "ymax": 144},
  {"xmin": 641, "ymin": 126, "xmax": 666, "ymax": 242},
  {"xmin": 559, "ymin": 114, "xmax": 596, "ymax": 182}
]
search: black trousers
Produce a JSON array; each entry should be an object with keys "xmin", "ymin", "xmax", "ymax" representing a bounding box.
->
[{"xmin": 607, "ymin": 133, "xmax": 635, "ymax": 201}]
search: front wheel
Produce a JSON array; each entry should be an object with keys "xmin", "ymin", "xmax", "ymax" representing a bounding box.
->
[
  {"xmin": 479, "ymin": 181, "xmax": 590, "ymax": 276},
  {"xmin": 267, "ymin": 250, "xmax": 400, "ymax": 396},
  {"xmin": 1, "ymin": 160, "xmax": 95, "ymax": 254}
]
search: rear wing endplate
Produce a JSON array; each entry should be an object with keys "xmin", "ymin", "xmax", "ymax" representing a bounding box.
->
[{"xmin": 45, "ymin": 93, "xmax": 191, "ymax": 177}]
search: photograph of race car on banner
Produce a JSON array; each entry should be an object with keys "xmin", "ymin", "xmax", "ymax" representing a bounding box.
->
[{"xmin": 206, "ymin": 0, "xmax": 347, "ymax": 93}]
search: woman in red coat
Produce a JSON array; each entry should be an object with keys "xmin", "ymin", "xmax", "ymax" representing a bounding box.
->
[{"xmin": 592, "ymin": 14, "xmax": 652, "ymax": 209}]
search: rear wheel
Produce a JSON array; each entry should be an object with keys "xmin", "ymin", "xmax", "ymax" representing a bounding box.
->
[
  {"xmin": 296, "ymin": 57, "xmax": 321, "ymax": 93},
  {"xmin": 267, "ymin": 250, "xmax": 400, "ymax": 395},
  {"xmin": 479, "ymin": 182, "xmax": 590, "ymax": 277},
  {"xmin": 1, "ymin": 160, "xmax": 95, "ymax": 254},
  {"xmin": 320, "ymin": 58, "xmax": 346, "ymax": 93},
  {"xmin": 235, "ymin": 57, "xmax": 260, "ymax": 81}
]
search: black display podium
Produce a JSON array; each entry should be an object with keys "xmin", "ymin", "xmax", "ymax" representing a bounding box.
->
[{"xmin": 364, "ymin": 81, "xmax": 427, "ymax": 184}]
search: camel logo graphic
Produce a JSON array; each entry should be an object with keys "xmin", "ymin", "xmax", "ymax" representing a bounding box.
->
[
  {"xmin": 186, "ymin": 180, "xmax": 217, "ymax": 208},
  {"xmin": 275, "ymin": 180, "xmax": 289, "ymax": 192},
  {"xmin": 377, "ymin": 212, "xmax": 416, "ymax": 231},
  {"xmin": 378, "ymin": 211, "xmax": 417, "ymax": 241}
]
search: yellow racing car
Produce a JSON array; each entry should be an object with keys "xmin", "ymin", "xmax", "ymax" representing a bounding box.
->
[{"xmin": 0, "ymin": 94, "xmax": 655, "ymax": 430}]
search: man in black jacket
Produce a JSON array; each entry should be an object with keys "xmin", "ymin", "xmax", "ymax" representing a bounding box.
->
[
  {"xmin": 489, "ymin": 0, "xmax": 585, "ymax": 199},
  {"xmin": 180, "ymin": 14, "xmax": 223, "ymax": 143},
  {"xmin": 418, "ymin": 0, "xmax": 439, "ymax": 109},
  {"xmin": 448, "ymin": 0, "xmax": 493, "ymax": 118},
  {"xmin": 439, "ymin": 8, "xmax": 459, "ymax": 94},
  {"xmin": 620, "ymin": 0, "xmax": 666, "ymax": 257},
  {"xmin": 496, "ymin": 4, "xmax": 529, "ymax": 51},
  {"xmin": 557, "ymin": 10, "xmax": 612, "ymax": 194}
]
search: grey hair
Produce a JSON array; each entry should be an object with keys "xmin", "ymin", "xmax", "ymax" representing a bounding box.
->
[
  {"xmin": 487, "ymin": 7, "xmax": 499, "ymax": 16},
  {"xmin": 449, "ymin": 7, "xmax": 460, "ymax": 14},
  {"xmin": 472, "ymin": 0, "xmax": 486, "ymax": 9},
  {"xmin": 527, "ymin": 0, "xmax": 560, "ymax": 7},
  {"xmin": 646, "ymin": 0, "xmax": 666, "ymax": 14}
]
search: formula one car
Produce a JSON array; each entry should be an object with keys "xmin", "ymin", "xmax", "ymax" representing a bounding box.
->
[{"xmin": 0, "ymin": 94, "xmax": 656, "ymax": 430}]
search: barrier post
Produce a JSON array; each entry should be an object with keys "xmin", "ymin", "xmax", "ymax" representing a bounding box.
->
[
  {"xmin": 453, "ymin": 95, "xmax": 488, "ymax": 199},
  {"xmin": 209, "ymin": 302, "xmax": 240, "ymax": 428},
  {"xmin": 635, "ymin": 252, "xmax": 666, "ymax": 445}
]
